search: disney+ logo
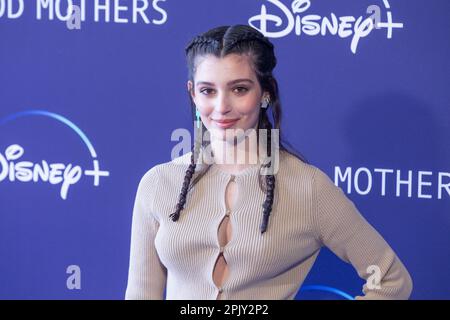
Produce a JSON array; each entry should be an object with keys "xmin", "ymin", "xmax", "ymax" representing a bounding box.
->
[{"xmin": 248, "ymin": 0, "xmax": 404, "ymax": 54}]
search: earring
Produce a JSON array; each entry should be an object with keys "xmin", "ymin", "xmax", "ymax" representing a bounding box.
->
[
  {"xmin": 196, "ymin": 108, "xmax": 201, "ymax": 128},
  {"xmin": 260, "ymin": 96, "xmax": 270, "ymax": 109}
]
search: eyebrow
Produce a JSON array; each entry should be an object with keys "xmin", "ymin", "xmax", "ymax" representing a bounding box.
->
[{"xmin": 196, "ymin": 79, "xmax": 254, "ymax": 86}]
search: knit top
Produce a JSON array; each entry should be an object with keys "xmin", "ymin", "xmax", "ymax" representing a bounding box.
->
[{"xmin": 125, "ymin": 150, "xmax": 412, "ymax": 300}]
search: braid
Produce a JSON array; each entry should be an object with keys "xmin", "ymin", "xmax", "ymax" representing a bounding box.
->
[
  {"xmin": 226, "ymin": 30, "xmax": 274, "ymax": 50},
  {"xmin": 185, "ymin": 36, "xmax": 219, "ymax": 54},
  {"xmin": 186, "ymin": 31, "xmax": 274, "ymax": 56},
  {"xmin": 169, "ymin": 138, "xmax": 201, "ymax": 221},
  {"xmin": 260, "ymin": 119, "xmax": 276, "ymax": 234},
  {"xmin": 224, "ymin": 30, "xmax": 276, "ymax": 73}
]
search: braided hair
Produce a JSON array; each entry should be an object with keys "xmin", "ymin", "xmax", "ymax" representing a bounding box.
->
[{"xmin": 171, "ymin": 25, "xmax": 308, "ymax": 233}]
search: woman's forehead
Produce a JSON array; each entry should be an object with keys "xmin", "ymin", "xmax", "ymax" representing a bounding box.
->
[{"xmin": 194, "ymin": 54, "xmax": 255, "ymax": 81}]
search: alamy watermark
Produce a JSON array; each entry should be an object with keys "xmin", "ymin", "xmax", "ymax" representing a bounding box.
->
[
  {"xmin": 66, "ymin": 264, "xmax": 81, "ymax": 290},
  {"xmin": 366, "ymin": 265, "xmax": 382, "ymax": 290},
  {"xmin": 171, "ymin": 125, "xmax": 281, "ymax": 175}
]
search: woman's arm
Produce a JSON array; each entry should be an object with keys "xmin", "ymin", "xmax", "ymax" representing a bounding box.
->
[
  {"xmin": 125, "ymin": 167, "xmax": 167, "ymax": 299},
  {"xmin": 312, "ymin": 167, "xmax": 413, "ymax": 299}
]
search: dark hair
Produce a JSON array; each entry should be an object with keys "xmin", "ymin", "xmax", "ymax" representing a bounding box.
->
[{"xmin": 169, "ymin": 24, "xmax": 309, "ymax": 233}]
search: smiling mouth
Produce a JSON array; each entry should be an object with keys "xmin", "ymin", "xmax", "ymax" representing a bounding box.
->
[
  {"xmin": 213, "ymin": 119, "xmax": 239, "ymax": 128},
  {"xmin": 213, "ymin": 118, "xmax": 240, "ymax": 123}
]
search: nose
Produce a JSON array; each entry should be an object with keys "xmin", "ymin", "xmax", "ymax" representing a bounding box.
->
[{"xmin": 214, "ymin": 92, "xmax": 232, "ymax": 114}]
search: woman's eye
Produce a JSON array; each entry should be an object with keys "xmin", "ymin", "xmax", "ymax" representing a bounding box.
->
[
  {"xmin": 200, "ymin": 88, "xmax": 214, "ymax": 95},
  {"xmin": 234, "ymin": 87, "xmax": 249, "ymax": 94}
]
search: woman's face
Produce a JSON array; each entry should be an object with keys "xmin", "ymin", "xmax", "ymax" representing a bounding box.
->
[{"xmin": 187, "ymin": 53, "xmax": 267, "ymax": 143}]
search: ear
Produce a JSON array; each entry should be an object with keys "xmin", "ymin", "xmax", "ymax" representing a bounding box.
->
[{"xmin": 187, "ymin": 80, "xmax": 195, "ymax": 101}]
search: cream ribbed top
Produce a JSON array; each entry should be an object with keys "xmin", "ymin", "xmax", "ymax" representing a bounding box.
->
[{"xmin": 125, "ymin": 150, "xmax": 412, "ymax": 300}]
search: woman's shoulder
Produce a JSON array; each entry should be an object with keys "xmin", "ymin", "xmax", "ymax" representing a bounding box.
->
[
  {"xmin": 139, "ymin": 152, "xmax": 193, "ymax": 186},
  {"xmin": 278, "ymin": 150, "xmax": 339, "ymax": 191},
  {"xmin": 278, "ymin": 151, "xmax": 344, "ymax": 202},
  {"xmin": 134, "ymin": 153, "xmax": 193, "ymax": 213},
  {"xmin": 278, "ymin": 149, "xmax": 317, "ymax": 179}
]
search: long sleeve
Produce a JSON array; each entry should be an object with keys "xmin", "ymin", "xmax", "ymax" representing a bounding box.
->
[
  {"xmin": 125, "ymin": 167, "xmax": 167, "ymax": 300},
  {"xmin": 312, "ymin": 166, "xmax": 413, "ymax": 300}
]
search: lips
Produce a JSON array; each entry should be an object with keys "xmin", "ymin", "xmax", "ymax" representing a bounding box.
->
[{"xmin": 213, "ymin": 119, "xmax": 239, "ymax": 129}]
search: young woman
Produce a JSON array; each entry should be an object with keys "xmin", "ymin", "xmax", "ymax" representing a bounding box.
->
[{"xmin": 125, "ymin": 25, "xmax": 412, "ymax": 300}]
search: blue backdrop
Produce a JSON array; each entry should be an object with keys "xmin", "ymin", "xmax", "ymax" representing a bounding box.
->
[{"xmin": 0, "ymin": 0, "xmax": 449, "ymax": 299}]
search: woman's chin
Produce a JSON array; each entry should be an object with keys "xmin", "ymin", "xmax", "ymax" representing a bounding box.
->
[{"xmin": 207, "ymin": 126, "xmax": 253, "ymax": 144}]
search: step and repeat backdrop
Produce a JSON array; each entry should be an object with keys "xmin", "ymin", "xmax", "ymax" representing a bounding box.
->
[{"xmin": 0, "ymin": 0, "xmax": 449, "ymax": 299}]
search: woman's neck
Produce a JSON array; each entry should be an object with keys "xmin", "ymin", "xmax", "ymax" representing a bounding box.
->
[{"xmin": 210, "ymin": 136, "xmax": 260, "ymax": 174}]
